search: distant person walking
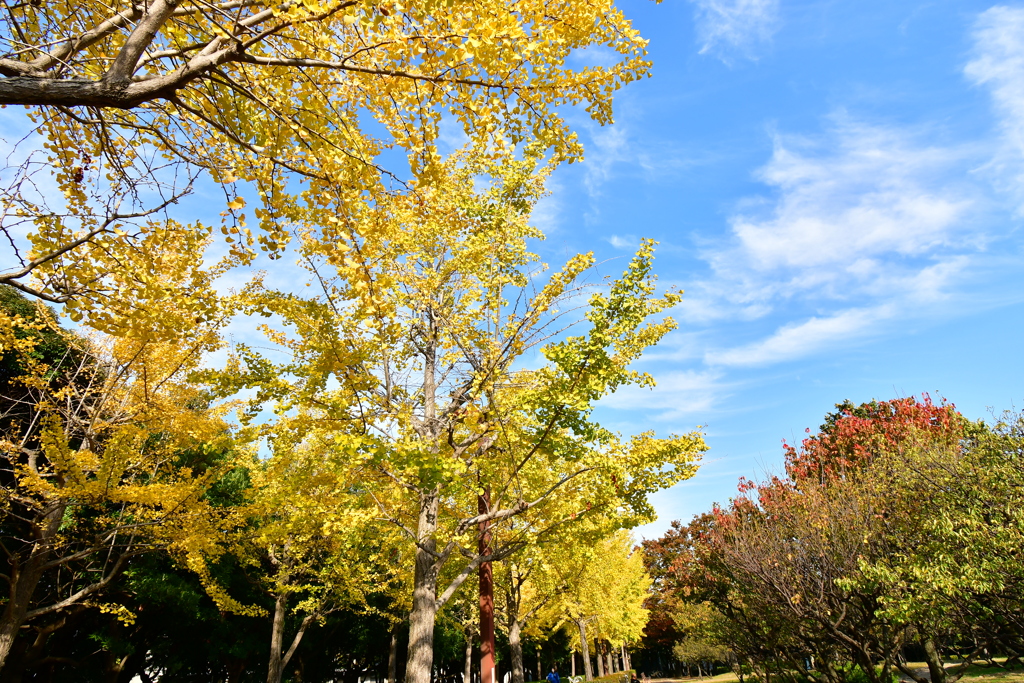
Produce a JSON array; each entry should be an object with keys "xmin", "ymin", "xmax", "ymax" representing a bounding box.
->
[{"xmin": 547, "ymin": 667, "xmax": 561, "ymax": 683}]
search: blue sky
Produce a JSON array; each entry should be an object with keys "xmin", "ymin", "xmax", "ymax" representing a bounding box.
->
[
  {"xmin": 538, "ymin": 0, "xmax": 1024, "ymax": 538},
  {"xmin": 3, "ymin": 0, "xmax": 1022, "ymax": 541}
]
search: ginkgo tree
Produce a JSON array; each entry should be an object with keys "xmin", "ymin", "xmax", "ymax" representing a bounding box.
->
[
  {"xmin": 0, "ymin": 286, "xmax": 238, "ymax": 671},
  {"xmin": 0, "ymin": 102, "xmax": 245, "ymax": 341},
  {"xmin": 0, "ymin": 0, "xmax": 654, "ymax": 331},
  {"xmin": 495, "ymin": 512, "xmax": 625, "ymax": 683},
  {"xmin": 207, "ymin": 152, "xmax": 704, "ymax": 683},
  {"xmin": 530, "ymin": 530, "xmax": 651, "ymax": 681},
  {"xmin": 214, "ymin": 427, "xmax": 408, "ymax": 683}
]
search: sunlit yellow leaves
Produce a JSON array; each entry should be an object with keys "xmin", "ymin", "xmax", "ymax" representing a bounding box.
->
[
  {"xmin": 3, "ymin": 0, "xmax": 654, "ymax": 333},
  {"xmin": 209, "ymin": 150, "xmax": 704, "ymax": 656},
  {"xmin": 532, "ymin": 531, "xmax": 652, "ymax": 650},
  {"xmin": 0, "ymin": 302, "xmax": 246, "ymax": 631}
]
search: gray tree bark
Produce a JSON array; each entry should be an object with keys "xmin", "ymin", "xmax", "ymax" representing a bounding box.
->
[
  {"xmin": 266, "ymin": 591, "xmax": 315, "ymax": 683},
  {"xmin": 390, "ymin": 630, "xmax": 401, "ymax": 683},
  {"xmin": 464, "ymin": 629, "xmax": 474, "ymax": 683},
  {"xmin": 0, "ymin": 503, "xmax": 66, "ymax": 670},
  {"xmin": 405, "ymin": 490, "xmax": 441, "ymax": 683},
  {"xmin": 576, "ymin": 620, "xmax": 594, "ymax": 681},
  {"xmin": 267, "ymin": 592, "xmax": 288, "ymax": 683},
  {"xmin": 509, "ymin": 620, "xmax": 525, "ymax": 683}
]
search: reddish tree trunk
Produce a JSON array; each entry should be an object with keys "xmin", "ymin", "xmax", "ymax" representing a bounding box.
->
[{"xmin": 479, "ymin": 490, "xmax": 496, "ymax": 683}]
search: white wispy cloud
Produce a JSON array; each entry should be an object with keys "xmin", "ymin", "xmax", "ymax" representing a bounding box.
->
[
  {"xmin": 582, "ymin": 124, "xmax": 631, "ymax": 199},
  {"xmin": 965, "ymin": 5, "xmax": 1024, "ymax": 206},
  {"xmin": 607, "ymin": 234, "xmax": 638, "ymax": 250},
  {"xmin": 707, "ymin": 115, "xmax": 979, "ymax": 303},
  {"xmin": 686, "ymin": 113, "xmax": 987, "ymax": 366},
  {"xmin": 693, "ymin": 8, "xmax": 1024, "ymax": 368},
  {"xmin": 600, "ymin": 369, "xmax": 730, "ymax": 421},
  {"xmin": 531, "ymin": 175, "xmax": 563, "ymax": 234},
  {"xmin": 689, "ymin": 0, "xmax": 780, "ymax": 61},
  {"xmin": 705, "ymin": 305, "xmax": 894, "ymax": 367}
]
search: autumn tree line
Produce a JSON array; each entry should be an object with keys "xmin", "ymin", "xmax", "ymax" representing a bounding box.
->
[
  {"xmin": 0, "ymin": 128, "xmax": 699, "ymax": 680},
  {"xmin": 640, "ymin": 398, "xmax": 1024, "ymax": 683},
  {"xmin": 2, "ymin": 2, "xmax": 1019, "ymax": 683},
  {"xmin": 1, "ymin": 278, "xmax": 679, "ymax": 683},
  {"xmin": 0, "ymin": 0, "xmax": 714, "ymax": 681},
  {"xmin": 0, "ymin": 136, "xmax": 702, "ymax": 681}
]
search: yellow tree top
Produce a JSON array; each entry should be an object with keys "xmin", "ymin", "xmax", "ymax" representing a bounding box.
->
[
  {"xmin": 531, "ymin": 530, "xmax": 652, "ymax": 649},
  {"xmin": 1, "ymin": 0, "xmax": 654, "ymax": 324},
  {"xmin": 203, "ymin": 153, "xmax": 704, "ymax": 617}
]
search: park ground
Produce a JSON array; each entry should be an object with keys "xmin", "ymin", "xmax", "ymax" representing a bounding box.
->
[{"xmin": 646, "ymin": 663, "xmax": 1024, "ymax": 683}]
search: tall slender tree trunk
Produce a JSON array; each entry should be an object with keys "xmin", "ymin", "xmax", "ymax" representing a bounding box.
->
[
  {"xmin": 407, "ymin": 310, "xmax": 443, "ymax": 683},
  {"xmin": 509, "ymin": 620, "xmax": 525, "ymax": 683},
  {"xmin": 464, "ymin": 630, "xmax": 475, "ymax": 683},
  {"xmin": 266, "ymin": 592, "xmax": 315, "ymax": 683},
  {"xmin": 390, "ymin": 630, "xmax": 400, "ymax": 683},
  {"xmin": 479, "ymin": 490, "xmax": 496, "ymax": 683},
  {"xmin": 267, "ymin": 592, "xmax": 288, "ymax": 683},
  {"xmin": 576, "ymin": 620, "xmax": 594, "ymax": 682},
  {"xmin": 571, "ymin": 654, "xmax": 576, "ymax": 678},
  {"xmin": 596, "ymin": 642, "xmax": 605, "ymax": 678},
  {"xmin": 406, "ymin": 490, "xmax": 441, "ymax": 683}
]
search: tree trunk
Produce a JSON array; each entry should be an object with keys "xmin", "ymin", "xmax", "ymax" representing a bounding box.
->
[
  {"xmin": 571, "ymin": 654, "xmax": 576, "ymax": 678},
  {"xmin": 924, "ymin": 638, "xmax": 947, "ymax": 683},
  {"xmin": 0, "ymin": 503, "xmax": 65, "ymax": 670},
  {"xmin": 479, "ymin": 490, "xmax": 496, "ymax": 683},
  {"xmin": 0, "ymin": 598, "xmax": 28, "ymax": 675},
  {"xmin": 576, "ymin": 621, "xmax": 594, "ymax": 682},
  {"xmin": 266, "ymin": 596, "xmax": 315, "ymax": 683},
  {"xmin": 279, "ymin": 611, "xmax": 314, "ymax": 683},
  {"xmin": 509, "ymin": 620, "xmax": 525, "ymax": 683},
  {"xmin": 390, "ymin": 630, "xmax": 401, "ymax": 683},
  {"xmin": 464, "ymin": 630, "xmax": 474, "ymax": 683},
  {"xmin": 596, "ymin": 642, "xmax": 605, "ymax": 678},
  {"xmin": 267, "ymin": 592, "xmax": 288, "ymax": 683},
  {"xmin": 406, "ymin": 490, "xmax": 441, "ymax": 683}
]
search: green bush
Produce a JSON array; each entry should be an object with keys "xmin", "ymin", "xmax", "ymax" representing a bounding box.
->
[{"xmin": 837, "ymin": 664, "xmax": 900, "ymax": 683}]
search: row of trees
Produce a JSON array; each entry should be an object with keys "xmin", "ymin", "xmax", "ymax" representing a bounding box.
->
[
  {"xmin": 0, "ymin": 0, "xmax": 704, "ymax": 680},
  {"xmin": 643, "ymin": 397, "xmax": 1024, "ymax": 683},
  {"xmin": 0, "ymin": 164, "xmax": 696, "ymax": 680},
  {"xmin": 0, "ymin": 203, "xmax": 686, "ymax": 681}
]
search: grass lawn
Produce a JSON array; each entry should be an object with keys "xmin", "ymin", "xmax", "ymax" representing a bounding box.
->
[
  {"xmin": 957, "ymin": 664, "xmax": 1024, "ymax": 683},
  {"xmin": 650, "ymin": 671, "xmax": 739, "ymax": 683},
  {"xmin": 648, "ymin": 661, "xmax": 1023, "ymax": 683}
]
